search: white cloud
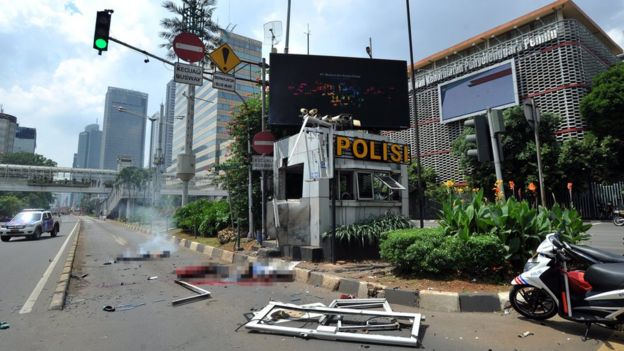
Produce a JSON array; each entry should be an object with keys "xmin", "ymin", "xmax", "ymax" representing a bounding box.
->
[{"xmin": 607, "ymin": 28, "xmax": 624, "ymax": 49}]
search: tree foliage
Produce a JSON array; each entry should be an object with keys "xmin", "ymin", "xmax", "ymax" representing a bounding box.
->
[
  {"xmin": 580, "ymin": 62, "xmax": 624, "ymax": 141},
  {"xmin": 215, "ymin": 97, "xmax": 263, "ymax": 230},
  {"xmin": 159, "ymin": 0, "xmax": 220, "ymax": 62},
  {"xmin": 0, "ymin": 152, "xmax": 57, "ymax": 166},
  {"xmin": 453, "ymin": 106, "xmax": 561, "ymax": 196},
  {"xmin": 0, "ymin": 195, "xmax": 25, "ymax": 219}
]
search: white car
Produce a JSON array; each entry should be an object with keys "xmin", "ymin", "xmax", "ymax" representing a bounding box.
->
[{"xmin": 0, "ymin": 209, "xmax": 60, "ymax": 242}]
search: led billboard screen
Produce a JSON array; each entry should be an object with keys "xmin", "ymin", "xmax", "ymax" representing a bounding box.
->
[
  {"xmin": 438, "ymin": 59, "xmax": 519, "ymax": 123},
  {"xmin": 269, "ymin": 53, "xmax": 409, "ymax": 130}
]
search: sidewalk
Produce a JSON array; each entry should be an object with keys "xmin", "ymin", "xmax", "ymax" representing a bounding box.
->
[{"xmin": 114, "ymin": 220, "xmax": 511, "ymax": 313}]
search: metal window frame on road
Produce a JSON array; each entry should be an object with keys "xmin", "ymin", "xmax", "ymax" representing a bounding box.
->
[{"xmin": 244, "ymin": 300, "xmax": 422, "ymax": 347}]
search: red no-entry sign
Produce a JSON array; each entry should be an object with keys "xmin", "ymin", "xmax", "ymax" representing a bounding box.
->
[
  {"xmin": 252, "ymin": 131, "xmax": 275, "ymax": 155},
  {"xmin": 173, "ymin": 32, "xmax": 205, "ymax": 63}
]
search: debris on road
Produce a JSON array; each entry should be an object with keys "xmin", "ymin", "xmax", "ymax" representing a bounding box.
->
[
  {"xmin": 0, "ymin": 321, "xmax": 9, "ymax": 330},
  {"xmin": 147, "ymin": 276, "xmax": 158, "ymax": 280},
  {"xmin": 243, "ymin": 298, "xmax": 423, "ymax": 347},
  {"xmin": 171, "ymin": 280, "xmax": 211, "ymax": 306},
  {"xmin": 103, "ymin": 305, "xmax": 116, "ymax": 312},
  {"xmin": 518, "ymin": 331, "xmax": 534, "ymax": 338}
]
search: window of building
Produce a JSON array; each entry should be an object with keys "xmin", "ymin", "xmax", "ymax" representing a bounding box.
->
[
  {"xmin": 339, "ymin": 171, "xmax": 354, "ymax": 200},
  {"xmin": 355, "ymin": 172, "xmax": 403, "ymax": 201},
  {"xmin": 356, "ymin": 172, "xmax": 373, "ymax": 200}
]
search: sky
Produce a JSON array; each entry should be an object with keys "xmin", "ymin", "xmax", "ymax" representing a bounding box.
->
[{"xmin": 0, "ymin": 0, "xmax": 623, "ymax": 168}]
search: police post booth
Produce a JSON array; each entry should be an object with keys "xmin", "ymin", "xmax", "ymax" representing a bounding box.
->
[{"xmin": 265, "ymin": 53, "xmax": 411, "ymax": 261}]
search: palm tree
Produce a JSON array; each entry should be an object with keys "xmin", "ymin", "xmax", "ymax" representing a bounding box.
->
[{"xmin": 159, "ymin": 0, "xmax": 221, "ymax": 63}]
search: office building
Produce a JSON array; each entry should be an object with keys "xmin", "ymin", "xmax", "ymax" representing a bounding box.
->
[
  {"xmin": 100, "ymin": 87, "xmax": 148, "ymax": 170},
  {"xmin": 169, "ymin": 31, "xmax": 262, "ymax": 173},
  {"xmin": 389, "ymin": 0, "xmax": 622, "ymax": 181},
  {"xmin": 75, "ymin": 124, "xmax": 102, "ymax": 169},
  {"xmin": 0, "ymin": 112, "xmax": 17, "ymax": 154},
  {"xmin": 13, "ymin": 126, "xmax": 36, "ymax": 153},
  {"xmin": 163, "ymin": 80, "xmax": 176, "ymax": 170}
]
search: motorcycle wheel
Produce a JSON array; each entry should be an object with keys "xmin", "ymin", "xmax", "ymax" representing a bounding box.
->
[
  {"xmin": 509, "ymin": 285, "xmax": 558, "ymax": 320},
  {"xmin": 614, "ymin": 215, "xmax": 624, "ymax": 226}
]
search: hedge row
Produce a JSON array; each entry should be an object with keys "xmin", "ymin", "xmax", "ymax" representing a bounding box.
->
[{"xmin": 379, "ymin": 227, "xmax": 505, "ymax": 276}]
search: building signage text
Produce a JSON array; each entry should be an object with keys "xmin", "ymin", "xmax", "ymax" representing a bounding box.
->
[
  {"xmin": 335, "ymin": 136, "xmax": 410, "ymax": 164},
  {"xmin": 415, "ymin": 28, "xmax": 558, "ymax": 88}
]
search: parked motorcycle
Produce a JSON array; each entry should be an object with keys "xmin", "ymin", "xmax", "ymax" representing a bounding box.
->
[
  {"xmin": 613, "ymin": 208, "xmax": 624, "ymax": 226},
  {"xmin": 510, "ymin": 233, "xmax": 624, "ymax": 338}
]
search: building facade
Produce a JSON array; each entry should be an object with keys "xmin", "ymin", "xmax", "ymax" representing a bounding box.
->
[
  {"xmin": 389, "ymin": 0, "xmax": 622, "ymax": 181},
  {"xmin": 75, "ymin": 124, "xmax": 102, "ymax": 169},
  {"xmin": 0, "ymin": 113, "xmax": 17, "ymax": 154},
  {"xmin": 169, "ymin": 31, "xmax": 262, "ymax": 174},
  {"xmin": 13, "ymin": 126, "xmax": 36, "ymax": 153},
  {"xmin": 163, "ymin": 80, "xmax": 176, "ymax": 170},
  {"xmin": 100, "ymin": 87, "xmax": 148, "ymax": 170}
]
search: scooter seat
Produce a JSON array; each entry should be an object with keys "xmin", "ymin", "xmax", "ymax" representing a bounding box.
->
[
  {"xmin": 585, "ymin": 263, "xmax": 624, "ymax": 291},
  {"xmin": 569, "ymin": 244, "xmax": 624, "ymax": 263}
]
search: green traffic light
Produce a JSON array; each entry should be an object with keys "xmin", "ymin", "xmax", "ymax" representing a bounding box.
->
[{"xmin": 95, "ymin": 38, "xmax": 108, "ymax": 49}]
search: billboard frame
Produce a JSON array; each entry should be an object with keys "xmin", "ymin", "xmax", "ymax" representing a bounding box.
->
[{"xmin": 437, "ymin": 58, "xmax": 519, "ymax": 124}]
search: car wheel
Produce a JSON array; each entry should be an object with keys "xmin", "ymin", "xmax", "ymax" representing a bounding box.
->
[
  {"xmin": 51, "ymin": 225, "xmax": 58, "ymax": 237},
  {"xmin": 33, "ymin": 227, "xmax": 41, "ymax": 240},
  {"xmin": 1, "ymin": 236, "xmax": 9, "ymax": 242}
]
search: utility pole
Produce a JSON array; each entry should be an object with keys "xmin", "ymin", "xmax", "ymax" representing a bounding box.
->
[
  {"xmin": 405, "ymin": 0, "xmax": 425, "ymax": 228},
  {"xmin": 305, "ymin": 24, "xmax": 310, "ymax": 55},
  {"xmin": 487, "ymin": 108, "xmax": 505, "ymax": 198},
  {"xmin": 260, "ymin": 57, "xmax": 267, "ymax": 244},
  {"xmin": 523, "ymin": 99, "xmax": 546, "ymax": 207},
  {"xmin": 284, "ymin": 0, "xmax": 291, "ymax": 54}
]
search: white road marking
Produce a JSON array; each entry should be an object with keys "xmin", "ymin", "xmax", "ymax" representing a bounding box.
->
[
  {"xmin": 112, "ymin": 234, "xmax": 127, "ymax": 246},
  {"xmin": 19, "ymin": 222, "xmax": 79, "ymax": 314}
]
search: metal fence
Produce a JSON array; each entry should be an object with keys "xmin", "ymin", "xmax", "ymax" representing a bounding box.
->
[{"xmin": 573, "ymin": 181, "xmax": 624, "ymax": 219}]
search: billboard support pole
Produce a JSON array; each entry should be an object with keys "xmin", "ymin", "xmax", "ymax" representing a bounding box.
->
[
  {"xmin": 487, "ymin": 108, "xmax": 505, "ymax": 198},
  {"xmin": 406, "ymin": 0, "xmax": 425, "ymax": 228},
  {"xmin": 284, "ymin": 0, "xmax": 291, "ymax": 54},
  {"xmin": 260, "ymin": 57, "xmax": 267, "ymax": 243}
]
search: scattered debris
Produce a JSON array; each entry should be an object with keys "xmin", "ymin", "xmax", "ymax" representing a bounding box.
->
[
  {"xmin": 339, "ymin": 294, "xmax": 355, "ymax": 299},
  {"xmin": 70, "ymin": 273, "xmax": 89, "ymax": 280},
  {"xmin": 518, "ymin": 331, "xmax": 534, "ymax": 338},
  {"xmin": 147, "ymin": 276, "xmax": 158, "ymax": 280},
  {"xmin": 116, "ymin": 303, "xmax": 146, "ymax": 311},
  {"xmin": 102, "ymin": 261, "xmax": 115, "ymax": 265},
  {"xmin": 243, "ymin": 298, "xmax": 423, "ymax": 347},
  {"xmin": 171, "ymin": 280, "xmax": 211, "ymax": 306},
  {"xmin": 0, "ymin": 321, "xmax": 9, "ymax": 330},
  {"xmin": 103, "ymin": 305, "xmax": 116, "ymax": 312}
]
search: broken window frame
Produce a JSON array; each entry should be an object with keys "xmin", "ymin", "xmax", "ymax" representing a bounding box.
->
[{"xmin": 244, "ymin": 300, "xmax": 422, "ymax": 347}]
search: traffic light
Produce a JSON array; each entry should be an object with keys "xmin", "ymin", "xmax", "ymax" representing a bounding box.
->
[
  {"xmin": 93, "ymin": 10, "xmax": 113, "ymax": 54},
  {"xmin": 464, "ymin": 115, "xmax": 492, "ymax": 162}
]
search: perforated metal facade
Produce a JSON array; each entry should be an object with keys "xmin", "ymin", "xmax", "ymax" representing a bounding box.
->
[{"xmin": 388, "ymin": 18, "xmax": 620, "ymax": 182}]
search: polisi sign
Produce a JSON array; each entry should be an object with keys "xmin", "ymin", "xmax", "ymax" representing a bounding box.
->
[{"xmin": 335, "ymin": 136, "xmax": 410, "ymax": 164}]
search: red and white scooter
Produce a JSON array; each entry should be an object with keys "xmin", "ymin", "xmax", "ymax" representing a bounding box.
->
[{"xmin": 510, "ymin": 233, "xmax": 624, "ymax": 338}]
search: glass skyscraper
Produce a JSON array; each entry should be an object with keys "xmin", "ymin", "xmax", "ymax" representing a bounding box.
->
[
  {"xmin": 100, "ymin": 87, "xmax": 148, "ymax": 170},
  {"xmin": 75, "ymin": 124, "xmax": 101, "ymax": 169},
  {"xmin": 169, "ymin": 31, "xmax": 262, "ymax": 173}
]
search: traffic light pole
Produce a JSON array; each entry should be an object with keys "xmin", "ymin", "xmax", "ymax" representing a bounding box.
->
[{"xmin": 487, "ymin": 109, "xmax": 504, "ymax": 198}]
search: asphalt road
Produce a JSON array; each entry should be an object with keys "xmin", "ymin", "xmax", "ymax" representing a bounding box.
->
[
  {"xmin": 2, "ymin": 217, "xmax": 624, "ymax": 350},
  {"xmin": 0, "ymin": 216, "xmax": 79, "ymax": 316},
  {"xmin": 586, "ymin": 221, "xmax": 624, "ymax": 255}
]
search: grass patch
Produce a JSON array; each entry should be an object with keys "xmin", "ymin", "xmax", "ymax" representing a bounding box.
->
[{"xmin": 172, "ymin": 231, "xmax": 221, "ymax": 248}]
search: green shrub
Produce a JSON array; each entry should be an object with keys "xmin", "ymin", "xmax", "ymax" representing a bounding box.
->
[
  {"xmin": 458, "ymin": 235, "xmax": 506, "ymax": 276},
  {"xmin": 380, "ymin": 227, "xmax": 449, "ymax": 274},
  {"xmin": 174, "ymin": 199, "xmax": 230, "ymax": 236}
]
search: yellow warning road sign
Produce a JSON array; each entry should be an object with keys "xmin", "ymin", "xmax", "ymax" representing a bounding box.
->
[{"xmin": 208, "ymin": 43, "xmax": 241, "ymax": 73}]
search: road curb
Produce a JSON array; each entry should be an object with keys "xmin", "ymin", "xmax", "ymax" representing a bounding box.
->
[
  {"xmin": 49, "ymin": 220, "xmax": 81, "ymax": 310},
  {"xmin": 116, "ymin": 223, "xmax": 509, "ymax": 313}
]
